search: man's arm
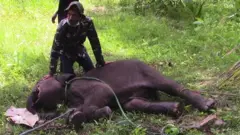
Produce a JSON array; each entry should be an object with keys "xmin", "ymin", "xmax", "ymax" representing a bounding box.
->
[
  {"xmin": 52, "ymin": 11, "xmax": 58, "ymax": 23},
  {"xmin": 86, "ymin": 18, "xmax": 105, "ymax": 67},
  {"xmin": 52, "ymin": 0, "xmax": 63, "ymax": 23},
  {"xmin": 49, "ymin": 22, "xmax": 65, "ymax": 75}
]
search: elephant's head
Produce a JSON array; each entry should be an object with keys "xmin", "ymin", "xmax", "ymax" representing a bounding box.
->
[{"xmin": 26, "ymin": 74, "xmax": 75, "ymax": 114}]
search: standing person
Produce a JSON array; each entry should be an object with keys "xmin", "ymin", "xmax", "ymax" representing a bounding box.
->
[
  {"xmin": 46, "ymin": 1, "xmax": 105, "ymax": 78},
  {"xmin": 52, "ymin": 0, "xmax": 79, "ymax": 23}
]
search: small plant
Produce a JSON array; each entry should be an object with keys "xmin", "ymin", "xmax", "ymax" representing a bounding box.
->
[
  {"xmin": 162, "ymin": 124, "xmax": 180, "ymax": 135},
  {"xmin": 131, "ymin": 126, "xmax": 147, "ymax": 135}
]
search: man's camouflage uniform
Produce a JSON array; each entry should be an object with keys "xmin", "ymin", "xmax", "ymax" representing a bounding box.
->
[{"xmin": 49, "ymin": 2, "xmax": 105, "ymax": 75}]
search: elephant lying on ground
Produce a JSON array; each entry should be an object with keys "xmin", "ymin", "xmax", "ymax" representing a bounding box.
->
[{"xmin": 26, "ymin": 59, "xmax": 215, "ymax": 130}]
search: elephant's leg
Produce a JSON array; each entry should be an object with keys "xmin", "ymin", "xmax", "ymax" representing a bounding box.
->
[
  {"xmin": 123, "ymin": 98, "xmax": 182, "ymax": 117},
  {"xmin": 179, "ymin": 90, "xmax": 215, "ymax": 111},
  {"xmin": 68, "ymin": 110, "xmax": 85, "ymax": 132},
  {"xmin": 81, "ymin": 105, "xmax": 112, "ymax": 121},
  {"xmin": 92, "ymin": 106, "xmax": 112, "ymax": 120},
  {"xmin": 69, "ymin": 106, "xmax": 112, "ymax": 131},
  {"xmin": 154, "ymin": 77, "xmax": 215, "ymax": 111}
]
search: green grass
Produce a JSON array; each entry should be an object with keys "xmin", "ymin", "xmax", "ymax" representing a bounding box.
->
[{"xmin": 0, "ymin": 0, "xmax": 240, "ymax": 134}]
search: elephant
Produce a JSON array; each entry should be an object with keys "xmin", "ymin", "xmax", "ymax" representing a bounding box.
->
[{"xmin": 26, "ymin": 59, "xmax": 215, "ymax": 130}]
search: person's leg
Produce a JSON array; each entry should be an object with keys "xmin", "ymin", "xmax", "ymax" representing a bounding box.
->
[
  {"xmin": 60, "ymin": 55, "xmax": 75, "ymax": 74},
  {"xmin": 77, "ymin": 53, "xmax": 94, "ymax": 72}
]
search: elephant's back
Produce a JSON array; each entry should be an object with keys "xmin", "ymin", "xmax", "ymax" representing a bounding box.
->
[{"xmin": 84, "ymin": 59, "xmax": 158, "ymax": 92}]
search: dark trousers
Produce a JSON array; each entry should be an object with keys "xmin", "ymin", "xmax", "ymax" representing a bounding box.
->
[{"xmin": 60, "ymin": 53, "xmax": 94, "ymax": 74}]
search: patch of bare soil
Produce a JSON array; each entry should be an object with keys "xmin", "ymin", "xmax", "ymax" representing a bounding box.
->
[
  {"xmin": 148, "ymin": 61, "xmax": 174, "ymax": 69},
  {"xmin": 198, "ymin": 79, "xmax": 215, "ymax": 87},
  {"xmin": 91, "ymin": 6, "xmax": 107, "ymax": 14}
]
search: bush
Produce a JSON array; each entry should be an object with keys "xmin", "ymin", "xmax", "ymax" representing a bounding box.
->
[{"xmin": 134, "ymin": 0, "xmax": 206, "ymax": 21}]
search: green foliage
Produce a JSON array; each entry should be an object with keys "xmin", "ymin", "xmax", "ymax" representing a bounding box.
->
[{"xmin": 134, "ymin": 0, "xmax": 206, "ymax": 21}]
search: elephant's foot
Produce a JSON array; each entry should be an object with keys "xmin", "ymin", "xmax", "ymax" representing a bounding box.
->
[
  {"xmin": 194, "ymin": 98, "xmax": 215, "ymax": 112},
  {"xmin": 69, "ymin": 111, "xmax": 86, "ymax": 132},
  {"xmin": 201, "ymin": 98, "xmax": 215, "ymax": 111},
  {"xmin": 156, "ymin": 102, "xmax": 183, "ymax": 118},
  {"xmin": 172, "ymin": 102, "xmax": 183, "ymax": 117},
  {"xmin": 183, "ymin": 90, "xmax": 215, "ymax": 111},
  {"xmin": 94, "ymin": 106, "xmax": 112, "ymax": 119}
]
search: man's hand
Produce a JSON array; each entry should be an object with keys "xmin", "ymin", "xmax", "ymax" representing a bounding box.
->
[
  {"xmin": 51, "ymin": 13, "xmax": 57, "ymax": 24},
  {"xmin": 105, "ymin": 61, "xmax": 112, "ymax": 65},
  {"xmin": 96, "ymin": 61, "xmax": 105, "ymax": 68},
  {"xmin": 43, "ymin": 74, "xmax": 53, "ymax": 80}
]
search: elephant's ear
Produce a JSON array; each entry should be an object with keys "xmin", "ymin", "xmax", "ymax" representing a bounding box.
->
[{"xmin": 55, "ymin": 73, "xmax": 76, "ymax": 86}]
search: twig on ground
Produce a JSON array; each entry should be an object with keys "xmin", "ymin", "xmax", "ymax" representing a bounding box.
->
[{"xmin": 222, "ymin": 44, "xmax": 240, "ymax": 58}]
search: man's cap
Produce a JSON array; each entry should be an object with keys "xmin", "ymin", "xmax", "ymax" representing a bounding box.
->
[{"xmin": 65, "ymin": 1, "xmax": 84, "ymax": 14}]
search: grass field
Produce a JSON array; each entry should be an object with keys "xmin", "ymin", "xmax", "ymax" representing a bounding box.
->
[{"xmin": 0, "ymin": 0, "xmax": 239, "ymax": 134}]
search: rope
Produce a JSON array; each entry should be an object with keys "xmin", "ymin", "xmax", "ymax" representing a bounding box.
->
[{"xmin": 19, "ymin": 109, "xmax": 74, "ymax": 135}]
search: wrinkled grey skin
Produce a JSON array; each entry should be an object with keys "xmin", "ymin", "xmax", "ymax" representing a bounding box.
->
[{"xmin": 26, "ymin": 59, "xmax": 215, "ymax": 130}]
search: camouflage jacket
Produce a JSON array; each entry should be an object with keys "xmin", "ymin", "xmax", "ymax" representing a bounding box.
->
[{"xmin": 49, "ymin": 17, "xmax": 104, "ymax": 75}]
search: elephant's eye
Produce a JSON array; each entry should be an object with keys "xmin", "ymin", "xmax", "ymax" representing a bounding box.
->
[{"xmin": 32, "ymin": 85, "xmax": 40, "ymax": 102}]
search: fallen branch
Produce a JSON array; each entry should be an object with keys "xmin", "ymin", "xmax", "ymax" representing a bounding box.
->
[
  {"xmin": 217, "ymin": 61, "xmax": 240, "ymax": 89},
  {"xmin": 223, "ymin": 44, "xmax": 240, "ymax": 57},
  {"xmin": 197, "ymin": 91, "xmax": 237, "ymax": 97},
  {"xmin": 180, "ymin": 114, "xmax": 219, "ymax": 130}
]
